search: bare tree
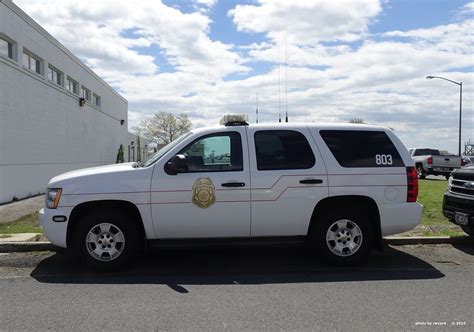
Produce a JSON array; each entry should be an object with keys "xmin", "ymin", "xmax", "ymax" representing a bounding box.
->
[
  {"xmin": 349, "ymin": 117, "xmax": 365, "ymax": 124},
  {"xmin": 137, "ymin": 111, "xmax": 192, "ymax": 144}
]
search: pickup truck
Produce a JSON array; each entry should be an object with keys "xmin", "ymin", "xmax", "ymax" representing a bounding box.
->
[
  {"xmin": 409, "ymin": 148, "xmax": 465, "ymax": 179},
  {"xmin": 443, "ymin": 165, "xmax": 474, "ymax": 236},
  {"xmin": 40, "ymin": 115, "xmax": 423, "ymax": 270}
]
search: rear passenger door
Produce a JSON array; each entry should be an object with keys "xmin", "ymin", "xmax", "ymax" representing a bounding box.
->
[{"xmin": 247, "ymin": 128, "xmax": 328, "ymax": 236}]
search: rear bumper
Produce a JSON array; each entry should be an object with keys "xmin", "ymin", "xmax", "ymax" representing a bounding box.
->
[
  {"xmin": 427, "ymin": 167, "xmax": 453, "ymax": 176},
  {"xmin": 443, "ymin": 191, "xmax": 474, "ymax": 226},
  {"xmin": 379, "ymin": 202, "xmax": 423, "ymax": 236},
  {"xmin": 39, "ymin": 207, "xmax": 72, "ymax": 248}
]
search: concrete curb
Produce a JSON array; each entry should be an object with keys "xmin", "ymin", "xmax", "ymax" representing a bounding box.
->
[
  {"xmin": 0, "ymin": 241, "xmax": 55, "ymax": 252},
  {"xmin": 384, "ymin": 236, "xmax": 473, "ymax": 245},
  {"xmin": 0, "ymin": 236, "xmax": 472, "ymax": 253}
]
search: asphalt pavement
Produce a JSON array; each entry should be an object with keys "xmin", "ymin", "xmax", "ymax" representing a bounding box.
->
[{"xmin": 0, "ymin": 244, "xmax": 472, "ymax": 331}]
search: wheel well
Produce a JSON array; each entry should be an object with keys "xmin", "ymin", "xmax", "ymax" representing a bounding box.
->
[
  {"xmin": 66, "ymin": 200, "xmax": 145, "ymax": 247},
  {"xmin": 308, "ymin": 196, "xmax": 383, "ymax": 250}
]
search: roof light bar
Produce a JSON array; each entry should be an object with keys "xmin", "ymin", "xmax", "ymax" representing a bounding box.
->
[{"xmin": 219, "ymin": 114, "xmax": 249, "ymax": 126}]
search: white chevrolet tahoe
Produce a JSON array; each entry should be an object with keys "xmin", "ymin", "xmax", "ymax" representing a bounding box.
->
[{"xmin": 40, "ymin": 115, "xmax": 423, "ymax": 269}]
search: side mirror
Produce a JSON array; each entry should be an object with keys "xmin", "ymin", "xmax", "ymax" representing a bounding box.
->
[{"xmin": 165, "ymin": 154, "xmax": 188, "ymax": 175}]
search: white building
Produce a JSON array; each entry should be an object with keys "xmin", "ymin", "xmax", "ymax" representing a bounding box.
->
[{"xmin": 0, "ymin": 0, "xmax": 130, "ymax": 203}]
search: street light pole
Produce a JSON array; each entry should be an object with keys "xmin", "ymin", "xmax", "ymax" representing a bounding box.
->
[{"xmin": 426, "ymin": 75, "xmax": 463, "ymax": 156}]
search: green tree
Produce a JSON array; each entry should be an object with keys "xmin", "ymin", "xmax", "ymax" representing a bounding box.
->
[
  {"xmin": 137, "ymin": 111, "xmax": 192, "ymax": 144},
  {"xmin": 116, "ymin": 144, "xmax": 124, "ymax": 163},
  {"xmin": 136, "ymin": 134, "xmax": 142, "ymax": 161}
]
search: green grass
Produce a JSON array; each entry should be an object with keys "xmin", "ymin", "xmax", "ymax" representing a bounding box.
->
[
  {"xmin": 0, "ymin": 211, "xmax": 41, "ymax": 234},
  {"xmin": 417, "ymin": 179, "xmax": 465, "ymax": 237}
]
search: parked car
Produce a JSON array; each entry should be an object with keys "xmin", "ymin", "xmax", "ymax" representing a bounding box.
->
[
  {"xmin": 40, "ymin": 115, "xmax": 423, "ymax": 269},
  {"xmin": 462, "ymin": 156, "xmax": 473, "ymax": 166},
  {"xmin": 409, "ymin": 148, "xmax": 466, "ymax": 179},
  {"xmin": 443, "ymin": 165, "xmax": 474, "ymax": 236}
]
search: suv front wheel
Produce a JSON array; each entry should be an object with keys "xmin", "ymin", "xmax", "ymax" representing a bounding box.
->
[
  {"xmin": 312, "ymin": 210, "xmax": 373, "ymax": 265},
  {"xmin": 72, "ymin": 211, "xmax": 142, "ymax": 270}
]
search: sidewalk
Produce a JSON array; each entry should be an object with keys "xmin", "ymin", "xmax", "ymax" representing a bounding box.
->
[{"xmin": 0, "ymin": 195, "xmax": 44, "ymax": 224}]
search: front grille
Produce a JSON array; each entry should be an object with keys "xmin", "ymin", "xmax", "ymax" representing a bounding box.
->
[
  {"xmin": 450, "ymin": 178, "xmax": 474, "ymax": 196},
  {"xmin": 454, "ymin": 173, "xmax": 474, "ymax": 181},
  {"xmin": 444, "ymin": 199, "xmax": 474, "ymax": 211}
]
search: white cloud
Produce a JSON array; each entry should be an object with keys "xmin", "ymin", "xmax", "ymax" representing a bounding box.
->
[
  {"xmin": 13, "ymin": 0, "xmax": 473, "ymax": 154},
  {"xmin": 195, "ymin": 0, "xmax": 217, "ymax": 8},
  {"xmin": 229, "ymin": 0, "xmax": 382, "ymax": 44},
  {"xmin": 15, "ymin": 0, "xmax": 247, "ymax": 81}
]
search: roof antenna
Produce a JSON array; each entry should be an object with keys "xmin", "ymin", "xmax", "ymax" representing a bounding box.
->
[
  {"xmin": 278, "ymin": 42, "xmax": 281, "ymax": 123},
  {"xmin": 285, "ymin": 33, "xmax": 288, "ymax": 123},
  {"xmin": 256, "ymin": 92, "xmax": 259, "ymax": 123}
]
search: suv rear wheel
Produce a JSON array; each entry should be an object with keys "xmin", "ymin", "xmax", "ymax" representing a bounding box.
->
[
  {"xmin": 416, "ymin": 165, "xmax": 426, "ymax": 179},
  {"xmin": 312, "ymin": 210, "xmax": 373, "ymax": 265},
  {"xmin": 72, "ymin": 210, "xmax": 142, "ymax": 270}
]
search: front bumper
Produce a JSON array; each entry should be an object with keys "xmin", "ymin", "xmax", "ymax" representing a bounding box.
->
[
  {"xmin": 39, "ymin": 207, "xmax": 72, "ymax": 248},
  {"xmin": 443, "ymin": 191, "xmax": 474, "ymax": 227}
]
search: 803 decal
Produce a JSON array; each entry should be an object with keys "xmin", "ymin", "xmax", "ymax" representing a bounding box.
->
[{"xmin": 375, "ymin": 154, "xmax": 393, "ymax": 165}]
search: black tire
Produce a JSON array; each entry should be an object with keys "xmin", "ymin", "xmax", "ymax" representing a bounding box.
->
[
  {"xmin": 461, "ymin": 225, "xmax": 473, "ymax": 236},
  {"xmin": 311, "ymin": 210, "xmax": 373, "ymax": 266},
  {"xmin": 71, "ymin": 210, "xmax": 142, "ymax": 271},
  {"xmin": 416, "ymin": 165, "xmax": 426, "ymax": 179}
]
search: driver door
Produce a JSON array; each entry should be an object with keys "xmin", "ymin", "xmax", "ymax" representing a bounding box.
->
[{"xmin": 150, "ymin": 127, "xmax": 251, "ymax": 238}]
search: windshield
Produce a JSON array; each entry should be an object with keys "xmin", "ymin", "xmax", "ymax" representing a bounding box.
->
[{"xmin": 143, "ymin": 132, "xmax": 192, "ymax": 167}]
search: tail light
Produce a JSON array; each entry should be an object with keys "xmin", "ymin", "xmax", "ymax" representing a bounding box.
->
[
  {"xmin": 406, "ymin": 167, "xmax": 418, "ymax": 202},
  {"xmin": 427, "ymin": 156, "xmax": 433, "ymax": 165}
]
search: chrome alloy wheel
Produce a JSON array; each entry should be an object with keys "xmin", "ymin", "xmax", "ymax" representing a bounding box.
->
[
  {"xmin": 86, "ymin": 223, "xmax": 125, "ymax": 262},
  {"xmin": 325, "ymin": 219, "xmax": 363, "ymax": 257}
]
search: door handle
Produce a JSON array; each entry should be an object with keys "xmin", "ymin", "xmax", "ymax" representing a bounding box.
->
[
  {"xmin": 299, "ymin": 179, "xmax": 323, "ymax": 184},
  {"xmin": 221, "ymin": 182, "xmax": 246, "ymax": 187}
]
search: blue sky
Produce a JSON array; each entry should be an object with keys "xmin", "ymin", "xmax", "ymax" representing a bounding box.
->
[{"xmin": 16, "ymin": 0, "xmax": 474, "ymax": 153}]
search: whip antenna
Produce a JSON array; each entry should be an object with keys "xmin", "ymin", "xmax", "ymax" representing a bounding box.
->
[
  {"xmin": 285, "ymin": 33, "xmax": 288, "ymax": 123},
  {"xmin": 256, "ymin": 92, "xmax": 259, "ymax": 123},
  {"xmin": 278, "ymin": 43, "xmax": 281, "ymax": 123}
]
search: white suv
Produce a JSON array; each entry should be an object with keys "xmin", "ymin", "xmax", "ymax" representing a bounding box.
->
[{"xmin": 40, "ymin": 115, "xmax": 422, "ymax": 269}]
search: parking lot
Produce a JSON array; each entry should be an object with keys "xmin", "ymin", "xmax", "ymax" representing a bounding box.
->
[{"xmin": 0, "ymin": 244, "xmax": 472, "ymax": 330}]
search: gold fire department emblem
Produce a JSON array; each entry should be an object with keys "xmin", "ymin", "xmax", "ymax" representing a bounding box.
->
[{"xmin": 192, "ymin": 177, "xmax": 216, "ymax": 209}]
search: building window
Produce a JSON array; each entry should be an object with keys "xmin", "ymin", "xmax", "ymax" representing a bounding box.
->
[
  {"xmin": 48, "ymin": 65, "xmax": 63, "ymax": 86},
  {"xmin": 23, "ymin": 51, "xmax": 41, "ymax": 75},
  {"xmin": 67, "ymin": 76, "xmax": 79, "ymax": 94},
  {"xmin": 81, "ymin": 86, "xmax": 91, "ymax": 102},
  {"xmin": 0, "ymin": 38, "xmax": 13, "ymax": 59},
  {"xmin": 93, "ymin": 93, "xmax": 101, "ymax": 107}
]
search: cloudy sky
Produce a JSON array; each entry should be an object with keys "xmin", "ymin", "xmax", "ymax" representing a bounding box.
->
[{"xmin": 15, "ymin": 0, "xmax": 474, "ymax": 153}]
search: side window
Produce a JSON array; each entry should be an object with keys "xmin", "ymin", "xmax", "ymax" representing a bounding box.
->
[
  {"xmin": 179, "ymin": 132, "xmax": 243, "ymax": 172},
  {"xmin": 320, "ymin": 130, "xmax": 404, "ymax": 168},
  {"xmin": 254, "ymin": 130, "xmax": 315, "ymax": 170}
]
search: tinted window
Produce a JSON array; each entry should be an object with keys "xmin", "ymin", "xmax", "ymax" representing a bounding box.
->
[
  {"xmin": 413, "ymin": 149, "xmax": 440, "ymax": 156},
  {"xmin": 255, "ymin": 130, "xmax": 315, "ymax": 170},
  {"xmin": 320, "ymin": 130, "xmax": 404, "ymax": 168},
  {"xmin": 179, "ymin": 132, "xmax": 243, "ymax": 172}
]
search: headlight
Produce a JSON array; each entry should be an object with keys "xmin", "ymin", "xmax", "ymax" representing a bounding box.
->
[
  {"xmin": 447, "ymin": 176, "xmax": 453, "ymax": 190},
  {"xmin": 46, "ymin": 188, "xmax": 62, "ymax": 209}
]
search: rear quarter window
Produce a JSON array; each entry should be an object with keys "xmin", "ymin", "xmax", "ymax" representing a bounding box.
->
[{"xmin": 320, "ymin": 130, "xmax": 404, "ymax": 168}]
